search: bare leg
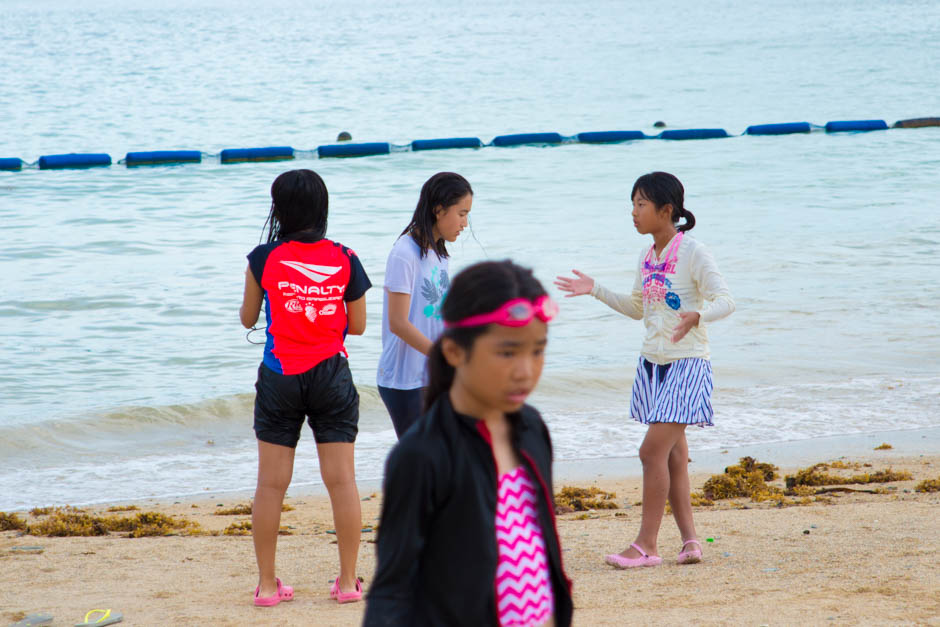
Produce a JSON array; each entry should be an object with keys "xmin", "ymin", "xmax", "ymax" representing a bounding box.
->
[
  {"xmin": 253, "ymin": 440, "xmax": 295, "ymax": 597},
  {"xmin": 667, "ymin": 429, "xmax": 698, "ymax": 544},
  {"xmin": 618, "ymin": 423, "xmax": 686, "ymax": 558},
  {"xmin": 317, "ymin": 442, "xmax": 361, "ymax": 591}
]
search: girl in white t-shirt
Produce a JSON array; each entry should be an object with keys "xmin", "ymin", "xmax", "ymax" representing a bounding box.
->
[
  {"xmin": 556, "ymin": 171, "xmax": 734, "ymax": 570},
  {"xmin": 377, "ymin": 172, "xmax": 473, "ymax": 437}
]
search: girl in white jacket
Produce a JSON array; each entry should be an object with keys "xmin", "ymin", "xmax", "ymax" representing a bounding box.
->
[{"xmin": 555, "ymin": 171, "xmax": 734, "ymax": 569}]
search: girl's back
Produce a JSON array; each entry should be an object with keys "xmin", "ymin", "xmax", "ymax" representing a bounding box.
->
[{"xmin": 248, "ymin": 235, "xmax": 369, "ymax": 375}]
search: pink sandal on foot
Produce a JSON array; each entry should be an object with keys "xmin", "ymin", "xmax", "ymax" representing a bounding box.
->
[
  {"xmin": 254, "ymin": 577, "xmax": 294, "ymax": 607},
  {"xmin": 677, "ymin": 539, "xmax": 703, "ymax": 565},
  {"xmin": 604, "ymin": 543, "xmax": 663, "ymax": 569},
  {"xmin": 330, "ymin": 578, "xmax": 363, "ymax": 604}
]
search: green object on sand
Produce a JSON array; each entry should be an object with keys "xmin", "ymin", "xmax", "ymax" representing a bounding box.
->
[
  {"xmin": 706, "ymin": 537, "xmax": 714, "ymax": 543},
  {"xmin": 10, "ymin": 614, "xmax": 54, "ymax": 627}
]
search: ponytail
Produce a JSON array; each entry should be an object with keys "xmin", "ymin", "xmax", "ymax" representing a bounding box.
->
[
  {"xmin": 424, "ymin": 339, "xmax": 455, "ymax": 412},
  {"xmin": 678, "ymin": 207, "xmax": 696, "ymax": 232},
  {"xmin": 423, "ymin": 260, "xmax": 547, "ymax": 412}
]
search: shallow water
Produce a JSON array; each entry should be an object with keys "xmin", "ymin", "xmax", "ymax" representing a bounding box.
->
[{"xmin": 1, "ymin": 0, "xmax": 938, "ymax": 509}]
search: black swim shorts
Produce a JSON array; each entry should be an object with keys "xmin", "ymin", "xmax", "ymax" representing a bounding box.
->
[{"xmin": 253, "ymin": 353, "xmax": 359, "ymax": 447}]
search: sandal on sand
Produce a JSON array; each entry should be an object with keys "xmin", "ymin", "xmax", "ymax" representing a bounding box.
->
[
  {"xmin": 330, "ymin": 578, "xmax": 363, "ymax": 604},
  {"xmin": 12, "ymin": 614, "xmax": 53, "ymax": 627},
  {"xmin": 604, "ymin": 543, "xmax": 663, "ymax": 569},
  {"xmin": 75, "ymin": 609, "xmax": 123, "ymax": 626},
  {"xmin": 254, "ymin": 578, "xmax": 294, "ymax": 607},
  {"xmin": 677, "ymin": 539, "xmax": 703, "ymax": 565}
]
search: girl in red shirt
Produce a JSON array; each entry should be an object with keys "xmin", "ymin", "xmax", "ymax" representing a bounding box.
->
[{"xmin": 240, "ymin": 169, "xmax": 372, "ymax": 606}]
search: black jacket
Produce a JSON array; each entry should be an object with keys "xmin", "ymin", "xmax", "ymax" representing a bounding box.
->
[{"xmin": 363, "ymin": 394, "xmax": 573, "ymax": 626}]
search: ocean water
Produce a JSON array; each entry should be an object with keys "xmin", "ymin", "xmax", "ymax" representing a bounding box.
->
[{"xmin": 1, "ymin": 0, "xmax": 938, "ymax": 510}]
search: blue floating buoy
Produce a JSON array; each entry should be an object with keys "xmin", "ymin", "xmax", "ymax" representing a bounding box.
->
[
  {"xmin": 317, "ymin": 142, "xmax": 391, "ymax": 158},
  {"xmin": 125, "ymin": 150, "xmax": 202, "ymax": 167},
  {"xmin": 824, "ymin": 120, "xmax": 888, "ymax": 133},
  {"xmin": 411, "ymin": 137, "xmax": 483, "ymax": 151},
  {"xmin": 220, "ymin": 146, "xmax": 295, "ymax": 163},
  {"xmin": 38, "ymin": 153, "xmax": 112, "ymax": 169},
  {"xmin": 0, "ymin": 157, "xmax": 23, "ymax": 171},
  {"xmin": 745, "ymin": 122, "xmax": 812, "ymax": 135},
  {"xmin": 893, "ymin": 117, "xmax": 940, "ymax": 129},
  {"xmin": 659, "ymin": 129, "xmax": 729, "ymax": 140},
  {"xmin": 491, "ymin": 133, "xmax": 564, "ymax": 147},
  {"xmin": 576, "ymin": 131, "xmax": 646, "ymax": 143}
]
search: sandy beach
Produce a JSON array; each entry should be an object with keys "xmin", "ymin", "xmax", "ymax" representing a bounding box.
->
[{"xmin": 3, "ymin": 449, "xmax": 939, "ymax": 627}]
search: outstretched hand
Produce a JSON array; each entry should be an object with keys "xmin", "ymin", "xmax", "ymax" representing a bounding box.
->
[{"xmin": 554, "ymin": 270, "xmax": 595, "ymax": 298}]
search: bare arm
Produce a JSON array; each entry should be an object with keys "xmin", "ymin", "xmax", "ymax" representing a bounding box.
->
[
  {"xmin": 387, "ymin": 290, "xmax": 432, "ymax": 355},
  {"xmin": 346, "ymin": 294, "xmax": 367, "ymax": 335},
  {"xmin": 240, "ymin": 265, "xmax": 263, "ymax": 329}
]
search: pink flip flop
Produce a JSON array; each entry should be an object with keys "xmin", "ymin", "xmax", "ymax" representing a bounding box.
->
[
  {"xmin": 677, "ymin": 539, "xmax": 703, "ymax": 565},
  {"xmin": 604, "ymin": 543, "xmax": 663, "ymax": 569},
  {"xmin": 330, "ymin": 578, "xmax": 363, "ymax": 604},
  {"xmin": 254, "ymin": 577, "xmax": 294, "ymax": 607}
]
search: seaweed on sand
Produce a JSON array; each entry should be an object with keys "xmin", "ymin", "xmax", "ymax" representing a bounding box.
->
[
  {"xmin": 215, "ymin": 504, "xmax": 253, "ymax": 516},
  {"xmin": 223, "ymin": 521, "xmax": 252, "ymax": 536},
  {"xmin": 915, "ymin": 478, "xmax": 940, "ymax": 493},
  {"xmin": 699, "ymin": 457, "xmax": 781, "ymax": 501},
  {"xmin": 784, "ymin": 463, "xmax": 912, "ymax": 489},
  {"xmin": 0, "ymin": 511, "xmax": 27, "ymax": 531},
  {"xmin": 554, "ymin": 486, "xmax": 619, "ymax": 512},
  {"xmin": 215, "ymin": 503, "xmax": 294, "ymax": 515},
  {"xmin": 24, "ymin": 508, "xmax": 200, "ymax": 537}
]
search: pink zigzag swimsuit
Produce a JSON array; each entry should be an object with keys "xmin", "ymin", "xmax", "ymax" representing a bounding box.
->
[{"xmin": 495, "ymin": 465, "xmax": 554, "ymax": 627}]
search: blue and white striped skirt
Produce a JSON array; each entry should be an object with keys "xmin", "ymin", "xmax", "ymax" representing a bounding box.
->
[{"xmin": 630, "ymin": 356, "xmax": 714, "ymax": 427}]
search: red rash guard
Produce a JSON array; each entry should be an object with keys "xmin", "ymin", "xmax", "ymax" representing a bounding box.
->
[{"xmin": 248, "ymin": 235, "xmax": 371, "ymax": 375}]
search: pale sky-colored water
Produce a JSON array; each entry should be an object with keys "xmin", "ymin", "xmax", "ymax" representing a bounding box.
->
[{"xmin": 1, "ymin": 0, "xmax": 938, "ymax": 508}]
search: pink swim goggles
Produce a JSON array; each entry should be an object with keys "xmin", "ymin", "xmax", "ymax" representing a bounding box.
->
[{"xmin": 445, "ymin": 295, "xmax": 559, "ymax": 329}]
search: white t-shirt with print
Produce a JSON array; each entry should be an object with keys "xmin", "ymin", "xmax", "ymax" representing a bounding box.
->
[{"xmin": 377, "ymin": 235, "xmax": 450, "ymax": 390}]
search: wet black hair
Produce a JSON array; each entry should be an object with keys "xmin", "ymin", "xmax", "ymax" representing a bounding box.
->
[
  {"xmin": 263, "ymin": 169, "xmax": 329, "ymax": 244},
  {"xmin": 424, "ymin": 260, "xmax": 547, "ymax": 412},
  {"xmin": 401, "ymin": 172, "xmax": 473, "ymax": 258},
  {"xmin": 631, "ymin": 171, "xmax": 696, "ymax": 232}
]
